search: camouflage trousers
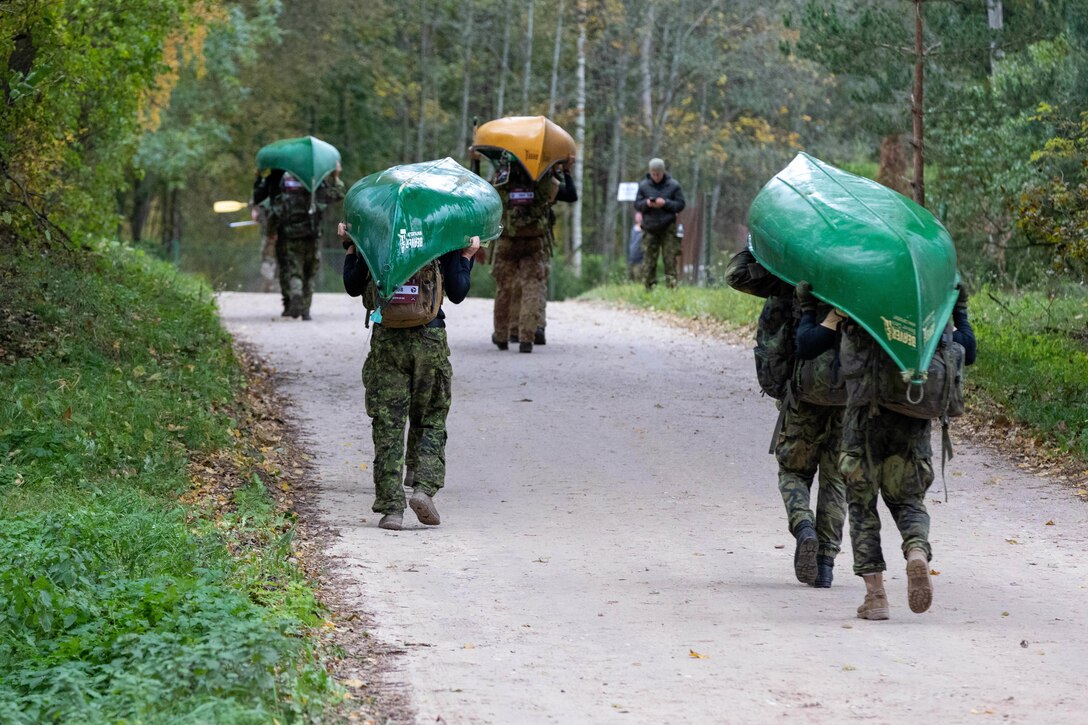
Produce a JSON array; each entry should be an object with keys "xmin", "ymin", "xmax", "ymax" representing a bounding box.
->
[
  {"xmin": 507, "ymin": 262, "xmax": 549, "ymax": 339},
  {"xmin": 259, "ymin": 234, "xmax": 278, "ymax": 294},
  {"xmin": 492, "ymin": 234, "xmax": 548, "ymax": 343},
  {"xmin": 642, "ymin": 223, "xmax": 680, "ymax": 290},
  {"xmin": 774, "ymin": 400, "xmax": 847, "ymax": 558},
  {"xmin": 276, "ymin": 233, "xmax": 319, "ymax": 314},
  {"xmin": 362, "ymin": 325, "xmax": 452, "ymax": 515},
  {"xmin": 840, "ymin": 406, "xmax": 935, "ymax": 576}
]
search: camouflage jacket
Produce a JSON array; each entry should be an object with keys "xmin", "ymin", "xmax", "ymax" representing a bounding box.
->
[
  {"xmin": 269, "ymin": 175, "xmax": 345, "ymax": 239},
  {"xmin": 496, "ymin": 173, "xmax": 560, "ymax": 239}
]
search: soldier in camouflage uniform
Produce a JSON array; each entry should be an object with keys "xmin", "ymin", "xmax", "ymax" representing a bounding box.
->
[
  {"xmin": 726, "ymin": 249, "xmax": 847, "ymax": 588},
  {"xmin": 795, "ymin": 282, "xmax": 976, "ymax": 619},
  {"xmin": 340, "ymin": 222, "xmax": 481, "ymax": 530},
  {"xmin": 267, "ymin": 163, "xmax": 344, "ymax": 320},
  {"xmin": 489, "ymin": 154, "xmax": 561, "ymax": 353},
  {"xmin": 634, "ymin": 158, "xmax": 685, "ymax": 290}
]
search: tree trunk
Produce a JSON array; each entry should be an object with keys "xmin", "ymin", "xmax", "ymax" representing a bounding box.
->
[
  {"xmin": 547, "ymin": 0, "xmax": 565, "ymax": 117},
  {"xmin": 876, "ymin": 134, "xmax": 910, "ymax": 195},
  {"xmin": 521, "ymin": 0, "xmax": 535, "ymax": 113},
  {"xmin": 458, "ymin": 0, "xmax": 476, "ymax": 158},
  {"xmin": 639, "ymin": 5, "xmax": 655, "ymax": 143},
  {"xmin": 571, "ymin": 0, "xmax": 587, "ymax": 276},
  {"xmin": 130, "ymin": 175, "xmax": 154, "ymax": 242},
  {"xmin": 601, "ymin": 44, "xmax": 630, "ymax": 266},
  {"xmin": 911, "ymin": 0, "xmax": 925, "ymax": 207},
  {"xmin": 497, "ymin": 0, "xmax": 512, "ymax": 117},
  {"xmin": 416, "ymin": 0, "xmax": 430, "ymax": 160}
]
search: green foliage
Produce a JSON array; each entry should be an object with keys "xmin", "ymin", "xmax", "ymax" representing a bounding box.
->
[
  {"xmin": 583, "ymin": 283, "xmax": 763, "ymax": 327},
  {"xmin": 0, "ymin": 0, "xmax": 200, "ymax": 242},
  {"xmin": 0, "ymin": 243, "xmax": 338, "ymax": 721}
]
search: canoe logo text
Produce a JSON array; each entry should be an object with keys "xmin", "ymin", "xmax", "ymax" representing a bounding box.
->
[
  {"xmin": 398, "ymin": 228, "xmax": 424, "ymax": 250},
  {"xmin": 881, "ymin": 316, "xmax": 917, "ymax": 348}
]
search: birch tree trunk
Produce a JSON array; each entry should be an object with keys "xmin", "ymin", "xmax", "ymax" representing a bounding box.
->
[
  {"xmin": 458, "ymin": 0, "xmax": 476, "ymax": 158},
  {"xmin": 639, "ymin": 5, "xmax": 655, "ymax": 142},
  {"xmin": 521, "ymin": 0, "xmax": 535, "ymax": 112},
  {"xmin": 547, "ymin": 0, "xmax": 565, "ymax": 117},
  {"xmin": 416, "ymin": 0, "xmax": 430, "ymax": 159},
  {"xmin": 571, "ymin": 0, "xmax": 587, "ymax": 276},
  {"xmin": 497, "ymin": 0, "xmax": 512, "ymax": 117},
  {"xmin": 600, "ymin": 45, "xmax": 630, "ymax": 265}
]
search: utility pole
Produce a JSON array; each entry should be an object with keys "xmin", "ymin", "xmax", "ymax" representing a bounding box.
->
[{"xmin": 911, "ymin": 0, "xmax": 926, "ymax": 207}]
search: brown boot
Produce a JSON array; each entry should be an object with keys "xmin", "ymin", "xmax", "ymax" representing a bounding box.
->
[
  {"xmin": 906, "ymin": 549, "xmax": 933, "ymax": 613},
  {"xmin": 857, "ymin": 572, "xmax": 889, "ymax": 620}
]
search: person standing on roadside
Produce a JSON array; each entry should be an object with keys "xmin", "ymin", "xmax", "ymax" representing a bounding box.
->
[
  {"xmin": 339, "ymin": 222, "xmax": 481, "ymax": 531},
  {"xmin": 634, "ymin": 158, "xmax": 685, "ymax": 290}
]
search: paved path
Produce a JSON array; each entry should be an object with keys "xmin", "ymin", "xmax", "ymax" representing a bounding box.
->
[{"xmin": 220, "ymin": 291, "xmax": 1088, "ymax": 724}]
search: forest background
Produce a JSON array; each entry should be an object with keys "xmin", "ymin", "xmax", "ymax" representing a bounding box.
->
[
  {"xmin": 2, "ymin": 2, "xmax": 1087, "ymax": 720},
  {"xmin": 3, "ymin": 0, "xmax": 1087, "ymax": 293}
]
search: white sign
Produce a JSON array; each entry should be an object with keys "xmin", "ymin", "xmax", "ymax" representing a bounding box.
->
[{"xmin": 616, "ymin": 182, "xmax": 639, "ymax": 202}]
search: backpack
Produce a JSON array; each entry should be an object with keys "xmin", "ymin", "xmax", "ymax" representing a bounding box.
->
[
  {"xmin": 753, "ymin": 295, "xmax": 796, "ymax": 400},
  {"xmin": 272, "ymin": 175, "xmax": 314, "ymax": 237},
  {"xmin": 363, "ymin": 259, "xmax": 443, "ymax": 329},
  {"xmin": 794, "ymin": 345, "xmax": 847, "ymax": 406},
  {"xmin": 840, "ymin": 322, "xmax": 965, "ymax": 420}
]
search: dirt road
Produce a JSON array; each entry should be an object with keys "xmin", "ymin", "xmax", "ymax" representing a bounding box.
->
[{"xmin": 219, "ymin": 292, "xmax": 1088, "ymax": 724}]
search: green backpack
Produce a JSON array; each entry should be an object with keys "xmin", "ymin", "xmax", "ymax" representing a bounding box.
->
[
  {"xmin": 363, "ymin": 259, "xmax": 444, "ymax": 329},
  {"xmin": 753, "ymin": 295, "xmax": 796, "ymax": 400},
  {"xmin": 840, "ymin": 322, "xmax": 965, "ymax": 420}
]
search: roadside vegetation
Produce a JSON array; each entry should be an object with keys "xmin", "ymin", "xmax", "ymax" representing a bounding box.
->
[
  {"xmin": 0, "ymin": 241, "xmax": 342, "ymax": 722},
  {"xmin": 585, "ymin": 283, "xmax": 1088, "ymax": 465}
]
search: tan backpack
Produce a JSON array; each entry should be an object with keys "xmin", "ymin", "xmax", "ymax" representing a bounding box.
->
[{"xmin": 363, "ymin": 259, "xmax": 444, "ymax": 328}]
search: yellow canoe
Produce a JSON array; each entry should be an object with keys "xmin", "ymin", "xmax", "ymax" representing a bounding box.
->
[{"xmin": 472, "ymin": 116, "xmax": 575, "ymax": 181}]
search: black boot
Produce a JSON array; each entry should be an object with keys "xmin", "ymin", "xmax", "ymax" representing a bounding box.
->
[
  {"xmin": 535, "ymin": 327, "xmax": 546, "ymax": 345},
  {"xmin": 814, "ymin": 555, "xmax": 834, "ymax": 588},
  {"xmin": 793, "ymin": 521, "xmax": 818, "ymax": 585},
  {"xmin": 519, "ymin": 341, "xmax": 533, "ymax": 353},
  {"xmin": 491, "ymin": 333, "xmax": 508, "ymax": 351}
]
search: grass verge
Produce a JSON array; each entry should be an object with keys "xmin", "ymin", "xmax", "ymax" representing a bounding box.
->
[
  {"xmin": 584, "ymin": 283, "xmax": 1088, "ymax": 469},
  {"xmin": 0, "ymin": 240, "xmax": 342, "ymax": 722}
]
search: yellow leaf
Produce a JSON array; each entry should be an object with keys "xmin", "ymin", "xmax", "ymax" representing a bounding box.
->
[
  {"xmin": 688, "ymin": 649, "xmax": 708, "ymax": 659},
  {"xmin": 342, "ymin": 678, "xmax": 366, "ymax": 689},
  {"xmin": 463, "ymin": 643, "xmax": 476, "ymax": 649},
  {"xmin": 1045, "ymin": 520, "xmax": 1055, "ymax": 526},
  {"xmin": 930, "ymin": 569, "xmax": 941, "ymax": 576},
  {"xmin": 842, "ymin": 665, "xmax": 856, "ymax": 671},
  {"xmin": 1005, "ymin": 538, "xmax": 1020, "ymax": 544},
  {"xmin": 359, "ymin": 463, "xmax": 368, "ymax": 470}
]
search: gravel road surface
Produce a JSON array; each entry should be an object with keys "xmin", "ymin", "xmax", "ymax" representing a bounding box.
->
[{"xmin": 219, "ymin": 291, "xmax": 1088, "ymax": 724}]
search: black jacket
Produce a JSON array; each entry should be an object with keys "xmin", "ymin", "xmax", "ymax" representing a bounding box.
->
[
  {"xmin": 634, "ymin": 173, "xmax": 685, "ymax": 232},
  {"xmin": 343, "ymin": 249, "xmax": 473, "ymax": 328}
]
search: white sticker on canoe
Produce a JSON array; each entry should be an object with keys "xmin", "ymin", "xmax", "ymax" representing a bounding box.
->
[{"xmin": 398, "ymin": 229, "xmax": 424, "ymax": 250}]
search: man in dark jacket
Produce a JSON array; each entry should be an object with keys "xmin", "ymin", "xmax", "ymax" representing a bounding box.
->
[{"xmin": 634, "ymin": 158, "xmax": 685, "ymax": 290}]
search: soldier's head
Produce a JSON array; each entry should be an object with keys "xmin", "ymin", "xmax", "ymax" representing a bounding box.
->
[{"xmin": 648, "ymin": 158, "xmax": 666, "ymax": 183}]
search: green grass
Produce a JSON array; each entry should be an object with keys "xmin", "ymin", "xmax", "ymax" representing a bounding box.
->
[
  {"xmin": 585, "ymin": 282, "xmax": 1088, "ymax": 463},
  {"xmin": 0, "ymin": 241, "xmax": 338, "ymax": 722}
]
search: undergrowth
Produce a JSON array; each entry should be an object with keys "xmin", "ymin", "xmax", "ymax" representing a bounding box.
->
[{"xmin": 0, "ymin": 240, "xmax": 339, "ymax": 722}]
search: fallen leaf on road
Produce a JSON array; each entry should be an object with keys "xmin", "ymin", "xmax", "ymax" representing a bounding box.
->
[
  {"xmin": 842, "ymin": 665, "xmax": 856, "ymax": 671},
  {"xmin": 463, "ymin": 643, "xmax": 476, "ymax": 649},
  {"xmin": 689, "ymin": 649, "xmax": 708, "ymax": 659},
  {"xmin": 359, "ymin": 463, "xmax": 367, "ymax": 470},
  {"xmin": 342, "ymin": 678, "xmax": 366, "ymax": 689},
  {"xmin": 774, "ymin": 544, "xmax": 785, "ymax": 549},
  {"xmin": 1001, "ymin": 611, "xmax": 1010, "ymax": 617},
  {"xmin": 1045, "ymin": 520, "xmax": 1055, "ymax": 526},
  {"xmin": 930, "ymin": 569, "xmax": 941, "ymax": 576},
  {"xmin": 970, "ymin": 708, "xmax": 995, "ymax": 715},
  {"xmin": 1005, "ymin": 538, "xmax": 1020, "ymax": 544}
]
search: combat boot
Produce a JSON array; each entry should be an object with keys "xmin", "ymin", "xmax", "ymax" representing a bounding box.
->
[
  {"xmin": 535, "ymin": 327, "xmax": 546, "ymax": 345},
  {"xmin": 906, "ymin": 548, "xmax": 933, "ymax": 613},
  {"xmin": 519, "ymin": 341, "xmax": 533, "ymax": 353},
  {"xmin": 287, "ymin": 294, "xmax": 303, "ymax": 319},
  {"xmin": 792, "ymin": 521, "xmax": 818, "ymax": 585},
  {"xmin": 409, "ymin": 488, "xmax": 441, "ymax": 526},
  {"xmin": 509, "ymin": 332, "xmax": 518, "ymax": 343},
  {"xmin": 857, "ymin": 572, "xmax": 890, "ymax": 620},
  {"xmin": 814, "ymin": 555, "xmax": 835, "ymax": 588},
  {"xmin": 491, "ymin": 333, "xmax": 508, "ymax": 351},
  {"xmin": 378, "ymin": 512, "xmax": 403, "ymax": 530}
]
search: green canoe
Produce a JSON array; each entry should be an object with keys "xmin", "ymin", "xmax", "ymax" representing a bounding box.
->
[
  {"xmin": 342, "ymin": 157, "xmax": 503, "ymax": 299},
  {"xmin": 256, "ymin": 136, "xmax": 341, "ymax": 192},
  {"xmin": 747, "ymin": 153, "xmax": 960, "ymax": 382}
]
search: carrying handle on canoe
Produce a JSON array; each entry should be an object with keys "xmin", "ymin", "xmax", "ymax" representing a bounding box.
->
[{"xmin": 906, "ymin": 381, "xmax": 925, "ymax": 405}]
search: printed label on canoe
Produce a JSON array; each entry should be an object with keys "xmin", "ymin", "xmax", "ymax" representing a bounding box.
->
[
  {"xmin": 398, "ymin": 228, "xmax": 424, "ymax": 250},
  {"xmin": 882, "ymin": 315, "xmax": 917, "ymax": 348}
]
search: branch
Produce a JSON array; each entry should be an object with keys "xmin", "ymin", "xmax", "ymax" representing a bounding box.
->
[
  {"xmin": 986, "ymin": 291, "xmax": 1016, "ymax": 316},
  {"xmin": 0, "ymin": 154, "xmax": 74, "ymax": 247}
]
